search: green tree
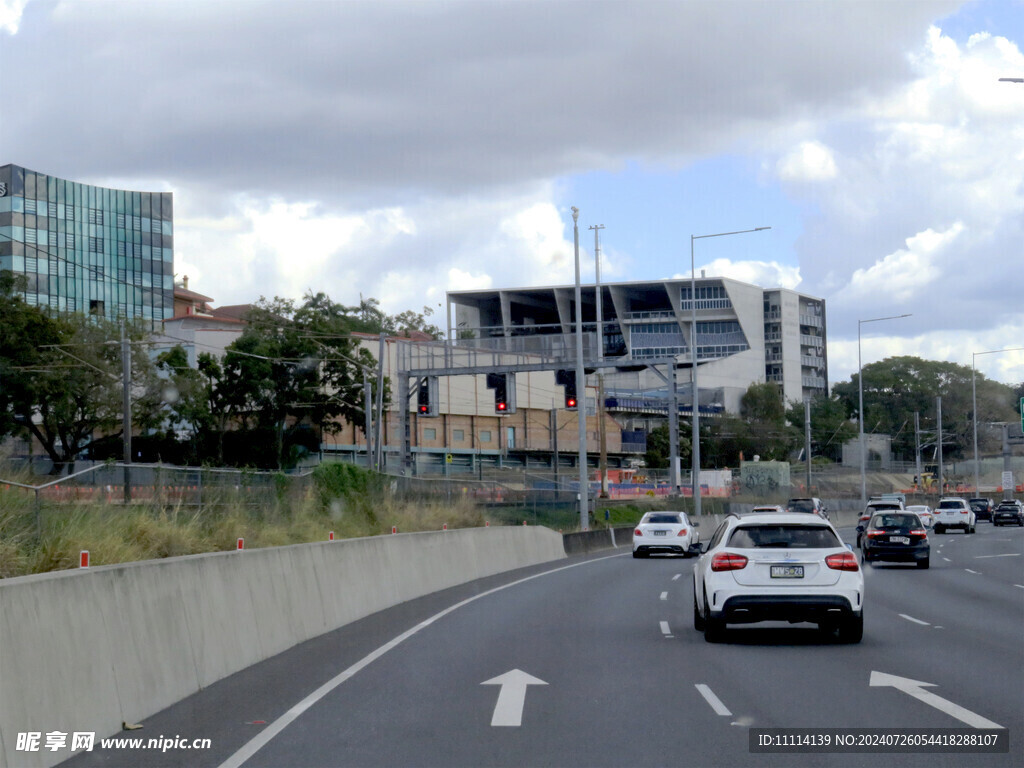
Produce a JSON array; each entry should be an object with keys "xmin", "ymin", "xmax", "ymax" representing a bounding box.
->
[
  {"xmin": 738, "ymin": 382, "xmax": 795, "ymax": 461},
  {"xmin": 6, "ymin": 312, "xmax": 162, "ymax": 471},
  {"xmin": 833, "ymin": 356, "xmax": 1017, "ymax": 460},
  {"xmin": 785, "ymin": 393, "xmax": 857, "ymax": 463},
  {"xmin": 219, "ymin": 292, "xmax": 379, "ymax": 469}
]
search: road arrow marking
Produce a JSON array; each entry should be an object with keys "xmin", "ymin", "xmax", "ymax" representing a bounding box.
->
[
  {"xmin": 869, "ymin": 671, "xmax": 1003, "ymax": 729},
  {"xmin": 482, "ymin": 669, "xmax": 548, "ymax": 726}
]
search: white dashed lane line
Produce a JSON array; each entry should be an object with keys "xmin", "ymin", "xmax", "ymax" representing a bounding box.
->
[
  {"xmin": 660, "ymin": 621, "xmax": 673, "ymax": 638},
  {"xmin": 660, "ymin": 591, "xmax": 668, "ymax": 601},
  {"xmin": 899, "ymin": 614, "xmax": 930, "ymax": 626},
  {"xmin": 672, "ymin": 573, "xmax": 682, "ymax": 581},
  {"xmin": 695, "ymin": 684, "xmax": 733, "ymax": 716},
  {"xmin": 965, "ymin": 569, "xmax": 981, "ymax": 575}
]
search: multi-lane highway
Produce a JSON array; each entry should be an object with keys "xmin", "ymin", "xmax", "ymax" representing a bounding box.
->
[{"xmin": 63, "ymin": 521, "xmax": 1023, "ymax": 768}]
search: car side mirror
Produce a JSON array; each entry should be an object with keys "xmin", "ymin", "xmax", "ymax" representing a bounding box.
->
[
  {"xmin": 691, "ymin": 521, "xmax": 700, "ymax": 527},
  {"xmin": 845, "ymin": 543, "xmax": 853, "ymax": 551},
  {"xmin": 856, "ymin": 524, "xmax": 864, "ymax": 532}
]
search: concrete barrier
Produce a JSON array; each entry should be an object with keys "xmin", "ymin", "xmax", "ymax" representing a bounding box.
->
[
  {"xmin": 562, "ymin": 525, "xmax": 635, "ymax": 555},
  {"xmin": 0, "ymin": 527, "xmax": 566, "ymax": 768}
]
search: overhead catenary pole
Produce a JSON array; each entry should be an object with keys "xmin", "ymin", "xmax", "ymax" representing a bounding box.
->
[
  {"xmin": 590, "ymin": 224, "xmax": 608, "ymax": 498},
  {"xmin": 121, "ymin": 321, "xmax": 132, "ymax": 504},
  {"xmin": 804, "ymin": 396, "xmax": 812, "ymax": 492},
  {"xmin": 573, "ymin": 207, "xmax": 588, "ymax": 530}
]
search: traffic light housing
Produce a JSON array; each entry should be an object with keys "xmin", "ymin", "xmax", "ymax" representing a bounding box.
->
[
  {"xmin": 486, "ymin": 372, "xmax": 516, "ymax": 414},
  {"xmin": 556, "ymin": 369, "xmax": 577, "ymax": 410},
  {"xmin": 417, "ymin": 376, "xmax": 438, "ymax": 417}
]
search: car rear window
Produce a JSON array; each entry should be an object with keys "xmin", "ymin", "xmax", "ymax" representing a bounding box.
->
[
  {"xmin": 870, "ymin": 514, "xmax": 919, "ymax": 528},
  {"xmin": 969, "ymin": 501, "xmax": 988, "ymax": 510},
  {"xmin": 646, "ymin": 514, "xmax": 681, "ymax": 524},
  {"xmin": 938, "ymin": 500, "xmax": 966, "ymax": 509},
  {"xmin": 727, "ymin": 524, "xmax": 839, "ymax": 549},
  {"xmin": 788, "ymin": 500, "xmax": 815, "ymax": 513}
]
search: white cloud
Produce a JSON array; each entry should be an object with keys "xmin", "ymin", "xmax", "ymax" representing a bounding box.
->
[
  {"xmin": 0, "ymin": 0, "xmax": 29, "ymax": 34},
  {"xmin": 448, "ymin": 268, "xmax": 492, "ymax": 292},
  {"xmin": 827, "ymin": 320, "xmax": 1024, "ymax": 387},
  {"xmin": 777, "ymin": 141, "xmax": 838, "ymax": 182},
  {"xmin": 674, "ymin": 259, "xmax": 801, "ymax": 290},
  {"xmin": 840, "ymin": 222, "xmax": 963, "ymax": 304}
]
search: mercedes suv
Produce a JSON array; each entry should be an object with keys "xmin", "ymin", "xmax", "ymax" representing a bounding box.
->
[{"xmin": 692, "ymin": 512, "xmax": 863, "ymax": 643}]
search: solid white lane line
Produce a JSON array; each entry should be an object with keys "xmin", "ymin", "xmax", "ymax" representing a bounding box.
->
[
  {"xmin": 696, "ymin": 684, "xmax": 732, "ymax": 716},
  {"xmin": 899, "ymin": 614, "xmax": 930, "ymax": 626},
  {"xmin": 217, "ymin": 553, "xmax": 625, "ymax": 768},
  {"xmin": 660, "ymin": 591, "xmax": 668, "ymax": 601},
  {"xmin": 964, "ymin": 569, "xmax": 980, "ymax": 574},
  {"xmin": 660, "ymin": 621, "xmax": 672, "ymax": 637},
  {"xmin": 975, "ymin": 553, "xmax": 1020, "ymax": 558}
]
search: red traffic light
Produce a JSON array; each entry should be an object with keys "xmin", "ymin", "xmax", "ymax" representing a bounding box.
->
[
  {"xmin": 497, "ymin": 402, "xmax": 507, "ymax": 411},
  {"xmin": 566, "ymin": 397, "xmax": 577, "ymax": 408}
]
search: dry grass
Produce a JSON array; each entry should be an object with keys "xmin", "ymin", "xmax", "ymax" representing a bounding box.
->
[{"xmin": 0, "ymin": 463, "xmax": 491, "ymax": 578}]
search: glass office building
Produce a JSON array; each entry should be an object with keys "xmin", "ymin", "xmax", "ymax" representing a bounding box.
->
[{"xmin": 0, "ymin": 164, "xmax": 173, "ymax": 324}]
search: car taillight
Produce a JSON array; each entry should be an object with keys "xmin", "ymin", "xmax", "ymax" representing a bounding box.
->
[
  {"xmin": 910, "ymin": 529, "xmax": 926, "ymax": 536},
  {"xmin": 960, "ymin": 510, "xmax": 968, "ymax": 515},
  {"xmin": 634, "ymin": 529, "xmax": 643, "ymax": 537},
  {"xmin": 866, "ymin": 530, "xmax": 885, "ymax": 538},
  {"xmin": 711, "ymin": 552, "xmax": 748, "ymax": 571},
  {"xmin": 677, "ymin": 528, "xmax": 688, "ymax": 537},
  {"xmin": 826, "ymin": 552, "xmax": 859, "ymax": 571}
]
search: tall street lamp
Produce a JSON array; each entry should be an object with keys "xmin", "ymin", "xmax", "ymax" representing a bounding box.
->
[
  {"xmin": 858, "ymin": 313, "xmax": 911, "ymax": 506},
  {"xmin": 972, "ymin": 346, "xmax": 1024, "ymax": 493},
  {"xmin": 690, "ymin": 226, "xmax": 770, "ymax": 517}
]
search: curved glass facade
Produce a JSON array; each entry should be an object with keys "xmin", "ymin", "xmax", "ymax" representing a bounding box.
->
[{"xmin": 0, "ymin": 164, "xmax": 173, "ymax": 324}]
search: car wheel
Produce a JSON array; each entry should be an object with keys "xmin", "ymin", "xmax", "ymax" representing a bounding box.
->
[
  {"xmin": 703, "ymin": 594, "xmax": 725, "ymax": 643},
  {"xmin": 935, "ymin": 525, "xmax": 944, "ymax": 534},
  {"xmin": 632, "ymin": 550, "xmax": 641, "ymax": 559},
  {"xmin": 838, "ymin": 613, "xmax": 864, "ymax": 644},
  {"xmin": 969, "ymin": 524, "xmax": 976, "ymax": 534},
  {"xmin": 918, "ymin": 557, "xmax": 930, "ymax": 569},
  {"xmin": 693, "ymin": 591, "xmax": 705, "ymax": 631}
]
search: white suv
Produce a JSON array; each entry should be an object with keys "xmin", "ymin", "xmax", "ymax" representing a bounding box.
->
[
  {"xmin": 692, "ymin": 512, "xmax": 864, "ymax": 643},
  {"xmin": 933, "ymin": 497, "xmax": 976, "ymax": 534}
]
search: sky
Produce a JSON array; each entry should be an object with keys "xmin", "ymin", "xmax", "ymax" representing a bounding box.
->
[{"xmin": 1, "ymin": 0, "xmax": 1023, "ymax": 388}]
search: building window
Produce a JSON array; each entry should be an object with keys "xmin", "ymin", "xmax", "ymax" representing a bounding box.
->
[
  {"xmin": 453, "ymin": 429, "xmax": 465, "ymax": 441},
  {"xmin": 88, "ymin": 208, "xmax": 104, "ymax": 225},
  {"xmin": 423, "ymin": 428, "xmax": 437, "ymax": 441},
  {"xmin": 479, "ymin": 430, "xmax": 492, "ymax": 443}
]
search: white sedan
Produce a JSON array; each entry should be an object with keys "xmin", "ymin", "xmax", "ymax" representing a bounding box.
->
[
  {"xmin": 632, "ymin": 511, "xmax": 700, "ymax": 558},
  {"xmin": 905, "ymin": 504, "xmax": 933, "ymax": 528}
]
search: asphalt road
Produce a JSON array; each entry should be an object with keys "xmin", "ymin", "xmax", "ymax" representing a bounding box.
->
[{"xmin": 62, "ymin": 522, "xmax": 1023, "ymax": 768}]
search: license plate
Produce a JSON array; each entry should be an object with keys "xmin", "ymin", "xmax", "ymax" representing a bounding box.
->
[
  {"xmin": 891, "ymin": 536, "xmax": 910, "ymax": 544},
  {"xmin": 770, "ymin": 565, "xmax": 804, "ymax": 579},
  {"xmin": 653, "ymin": 530, "xmax": 667, "ymax": 536}
]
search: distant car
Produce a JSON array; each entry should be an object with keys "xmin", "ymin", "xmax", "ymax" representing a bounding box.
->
[
  {"xmin": 633, "ymin": 511, "xmax": 700, "ymax": 558},
  {"xmin": 859, "ymin": 511, "xmax": 930, "ymax": 568},
  {"xmin": 992, "ymin": 499, "xmax": 1024, "ymax": 527},
  {"xmin": 787, "ymin": 497, "xmax": 829, "ymax": 519},
  {"xmin": 968, "ymin": 498, "xmax": 995, "ymax": 522},
  {"xmin": 905, "ymin": 504, "xmax": 933, "ymax": 528},
  {"xmin": 933, "ymin": 497, "xmax": 976, "ymax": 534},
  {"xmin": 692, "ymin": 512, "xmax": 863, "ymax": 643},
  {"xmin": 857, "ymin": 501, "xmax": 904, "ymax": 547},
  {"xmin": 751, "ymin": 504, "xmax": 787, "ymax": 514}
]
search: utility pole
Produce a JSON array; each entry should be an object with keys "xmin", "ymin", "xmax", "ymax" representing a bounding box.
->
[
  {"xmin": 121, "ymin": 322, "xmax": 132, "ymax": 504},
  {"xmin": 375, "ymin": 332, "xmax": 385, "ymax": 470},
  {"xmin": 363, "ymin": 370, "xmax": 373, "ymax": 469},
  {"xmin": 590, "ymin": 224, "xmax": 608, "ymax": 498},
  {"xmin": 804, "ymin": 396, "xmax": 812, "ymax": 492},
  {"xmin": 936, "ymin": 397, "xmax": 944, "ymax": 494},
  {"xmin": 914, "ymin": 412, "xmax": 922, "ymax": 490}
]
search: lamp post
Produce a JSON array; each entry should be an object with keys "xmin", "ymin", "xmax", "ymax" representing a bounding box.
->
[
  {"xmin": 858, "ymin": 313, "xmax": 911, "ymax": 506},
  {"xmin": 972, "ymin": 346, "xmax": 1024, "ymax": 493},
  {"xmin": 690, "ymin": 226, "xmax": 770, "ymax": 517},
  {"xmin": 572, "ymin": 207, "xmax": 588, "ymax": 531}
]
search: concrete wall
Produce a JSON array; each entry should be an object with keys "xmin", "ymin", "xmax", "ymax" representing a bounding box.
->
[{"xmin": 0, "ymin": 527, "xmax": 566, "ymax": 768}]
